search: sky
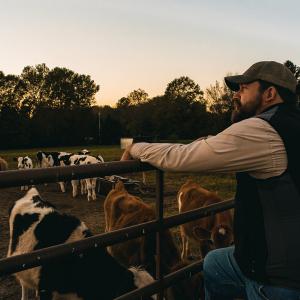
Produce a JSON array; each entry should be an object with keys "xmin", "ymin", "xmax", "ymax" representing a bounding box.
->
[{"xmin": 1, "ymin": 0, "xmax": 299, "ymax": 106}]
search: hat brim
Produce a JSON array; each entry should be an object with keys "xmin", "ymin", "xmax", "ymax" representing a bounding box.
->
[{"xmin": 224, "ymin": 75, "xmax": 256, "ymax": 91}]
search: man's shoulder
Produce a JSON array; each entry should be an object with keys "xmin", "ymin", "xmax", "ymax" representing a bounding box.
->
[{"xmin": 222, "ymin": 117, "xmax": 274, "ymax": 135}]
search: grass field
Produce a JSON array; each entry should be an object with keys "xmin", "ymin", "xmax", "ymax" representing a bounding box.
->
[{"xmin": 0, "ymin": 144, "xmax": 236, "ymax": 200}]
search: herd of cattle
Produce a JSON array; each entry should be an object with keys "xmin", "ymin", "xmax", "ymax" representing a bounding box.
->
[
  {"xmin": 1, "ymin": 149, "xmax": 105, "ymax": 201},
  {"xmin": 0, "ymin": 153, "xmax": 234, "ymax": 300}
]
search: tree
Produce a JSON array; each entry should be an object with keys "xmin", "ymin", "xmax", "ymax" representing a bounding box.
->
[
  {"xmin": 165, "ymin": 76, "xmax": 204, "ymax": 103},
  {"xmin": 127, "ymin": 88, "xmax": 149, "ymax": 105},
  {"xmin": 284, "ymin": 60, "xmax": 300, "ymax": 83},
  {"xmin": 0, "ymin": 73, "xmax": 23, "ymax": 110},
  {"xmin": 205, "ymin": 80, "xmax": 234, "ymax": 114},
  {"xmin": 284, "ymin": 60, "xmax": 300, "ymax": 106},
  {"xmin": 43, "ymin": 67, "xmax": 99, "ymax": 109},
  {"xmin": 116, "ymin": 97, "xmax": 131, "ymax": 108},
  {"xmin": 19, "ymin": 63, "xmax": 50, "ymax": 114}
]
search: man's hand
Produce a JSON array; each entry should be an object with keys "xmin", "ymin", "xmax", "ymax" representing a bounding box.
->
[{"xmin": 120, "ymin": 145, "xmax": 134, "ymax": 161}]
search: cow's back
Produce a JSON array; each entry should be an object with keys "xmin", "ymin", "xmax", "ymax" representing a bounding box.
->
[{"xmin": 7, "ymin": 188, "xmax": 91, "ymax": 293}]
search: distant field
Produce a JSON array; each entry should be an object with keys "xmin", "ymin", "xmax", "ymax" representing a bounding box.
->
[{"xmin": 0, "ymin": 144, "xmax": 236, "ymax": 200}]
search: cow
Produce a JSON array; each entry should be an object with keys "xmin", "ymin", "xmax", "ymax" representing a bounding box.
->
[
  {"xmin": 13, "ymin": 156, "xmax": 33, "ymax": 191},
  {"xmin": 7, "ymin": 187, "xmax": 156, "ymax": 300},
  {"xmin": 59, "ymin": 154, "xmax": 105, "ymax": 201},
  {"xmin": 36, "ymin": 151, "xmax": 73, "ymax": 193},
  {"xmin": 78, "ymin": 149, "xmax": 90, "ymax": 155},
  {"xmin": 104, "ymin": 181, "xmax": 203, "ymax": 300},
  {"xmin": 0, "ymin": 156, "xmax": 8, "ymax": 171},
  {"xmin": 36, "ymin": 151, "xmax": 66, "ymax": 168},
  {"xmin": 177, "ymin": 180, "xmax": 233, "ymax": 259}
]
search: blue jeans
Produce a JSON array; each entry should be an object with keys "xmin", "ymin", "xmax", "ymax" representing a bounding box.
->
[{"xmin": 203, "ymin": 246, "xmax": 300, "ymax": 300}]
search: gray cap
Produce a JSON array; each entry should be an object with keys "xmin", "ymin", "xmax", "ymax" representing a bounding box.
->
[{"xmin": 225, "ymin": 61, "xmax": 297, "ymax": 93}]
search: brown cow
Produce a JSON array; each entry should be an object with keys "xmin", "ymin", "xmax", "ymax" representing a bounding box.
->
[
  {"xmin": 104, "ymin": 181, "xmax": 203, "ymax": 300},
  {"xmin": 104, "ymin": 181, "xmax": 179, "ymax": 274},
  {"xmin": 178, "ymin": 180, "xmax": 233, "ymax": 259},
  {"xmin": 0, "ymin": 157, "xmax": 8, "ymax": 171}
]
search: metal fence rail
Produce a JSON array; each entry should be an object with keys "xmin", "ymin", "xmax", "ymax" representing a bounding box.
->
[
  {"xmin": 0, "ymin": 160, "xmax": 234, "ymax": 299},
  {"xmin": 0, "ymin": 160, "xmax": 154, "ymax": 188}
]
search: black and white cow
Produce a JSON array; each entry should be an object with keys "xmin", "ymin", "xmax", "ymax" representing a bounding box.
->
[
  {"xmin": 7, "ymin": 188, "xmax": 156, "ymax": 300},
  {"xmin": 59, "ymin": 154, "xmax": 105, "ymax": 201},
  {"xmin": 36, "ymin": 151, "xmax": 62, "ymax": 168},
  {"xmin": 36, "ymin": 151, "xmax": 73, "ymax": 193},
  {"xmin": 78, "ymin": 149, "xmax": 90, "ymax": 155},
  {"xmin": 14, "ymin": 156, "xmax": 33, "ymax": 191}
]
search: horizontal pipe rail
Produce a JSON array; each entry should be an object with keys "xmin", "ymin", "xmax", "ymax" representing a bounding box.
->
[
  {"xmin": 0, "ymin": 160, "xmax": 155, "ymax": 188},
  {"xmin": 164, "ymin": 198, "xmax": 234, "ymax": 228},
  {"xmin": 0, "ymin": 220, "xmax": 157, "ymax": 276},
  {"xmin": 0, "ymin": 199, "xmax": 233, "ymax": 276},
  {"xmin": 115, "ymin": 260, "xmax": 203, "ymax": 300}
]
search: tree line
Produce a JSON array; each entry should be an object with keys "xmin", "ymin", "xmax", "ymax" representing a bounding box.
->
[{"xmin": 0, "ymin": 61, "xmax": 299, "ymax": 149}]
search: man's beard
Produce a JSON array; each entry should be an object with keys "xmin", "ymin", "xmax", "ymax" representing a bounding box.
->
[{"xmin": 231, "ymin": 95, "xmax": 262, "ymax": 123}]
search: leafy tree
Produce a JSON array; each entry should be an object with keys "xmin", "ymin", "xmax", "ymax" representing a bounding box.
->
[
  {"xmin": 284, "ymin": 60, "xmax": 300, "ymax": 83},
  {"xmin": 116, "ymin": 97, "xmax": 130, "ymax": 108},
  {"xmin": 205, "ymin": 79, "xmax": 234, "ymax": 130},
  {"xmin": 165, "ymin": 76, "xmax": 204, "ymax": 103},
  {"xmin": 284, "ymin": 60, "xmax": 300, "ymax": 106},
  {"xmin": 0, "ymin": 73, "xmax": 23, "ymax": 110},
  {"xmin": 19, "ymin": 63, "xmax": 50, "ymax": 114},
  {"xmin": 205, "ymin": 80, "xmax": 234, "ymax": 114},
  {"xmin": 43, "ymin": 67, "xmax": 99, "ymax": 109},
  {"xmin": 127, "ymin": 88, "xmax": 149, "ymax": 105},
  {"xmin": 117, "ymin": 89, "xmax": 149, "ymax": 107}
]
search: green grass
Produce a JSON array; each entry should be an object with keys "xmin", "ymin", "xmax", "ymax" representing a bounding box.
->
[
  {"xmin": 0, "ymin": 145, "xmax": 236, "ymax": 200},
  {"xmin": 0, "ymin": 145, "xmax": 123, "ymax": 168}
]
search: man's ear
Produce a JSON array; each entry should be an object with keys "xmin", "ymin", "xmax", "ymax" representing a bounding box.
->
[{"xmin": 265, "ymin": 86, "xmax": 277, "ymax": 103}]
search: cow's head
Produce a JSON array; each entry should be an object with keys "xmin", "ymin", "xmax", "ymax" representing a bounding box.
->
[
  {"xmin": 59, "ymin": 154, "xmax": 74, "ymax": 166},
  {"xmin": 193, "ymin": 224, "xmax": 234, "ymax": 258},
  {"xmin": 78, "ymin": 149, "xmax": 90, "ymax": 155},
  {"xmin": 14, "ymin": 157, "xmax": 25, "ymax": 169}
]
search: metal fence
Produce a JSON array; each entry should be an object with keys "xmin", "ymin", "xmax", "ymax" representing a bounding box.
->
[{"xmin": 0, "ymin": 161, "xmax": 234, "ymax": 299}]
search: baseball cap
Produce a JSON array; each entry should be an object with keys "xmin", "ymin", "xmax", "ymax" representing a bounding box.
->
[{"xmin": 225, "ymin": 61, "xmax": 297, "ymax": 93}]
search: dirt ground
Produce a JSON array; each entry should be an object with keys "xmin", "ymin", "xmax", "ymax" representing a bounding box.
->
[{"xmin": 0, "ymin": 181, "xmax": 180, "ymax": 300}]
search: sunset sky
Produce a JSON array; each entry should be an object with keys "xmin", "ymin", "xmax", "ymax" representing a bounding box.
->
[{"xmin": 1, "ymin": 0, "xmax": 299, "ymax": 106}]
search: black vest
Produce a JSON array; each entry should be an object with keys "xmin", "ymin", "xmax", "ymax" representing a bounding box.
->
[{"xmin": 233, "ymin": 103, "xmax": 300, "ymax": 290}]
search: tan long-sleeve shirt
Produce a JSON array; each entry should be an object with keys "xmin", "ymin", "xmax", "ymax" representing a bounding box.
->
[{"xmin": 129, "ymin": 117, "xmax": 287, "ymax": 179}]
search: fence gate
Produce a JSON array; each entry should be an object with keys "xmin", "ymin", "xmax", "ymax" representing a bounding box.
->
[{"xmin": 0, "ymin": 161, "xmax": 234, "ymax": 299}]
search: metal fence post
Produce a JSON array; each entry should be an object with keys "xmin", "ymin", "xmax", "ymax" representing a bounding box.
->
[{"xmin": 155, "ymin": 169, "xmax": 164, "ymax": 300}]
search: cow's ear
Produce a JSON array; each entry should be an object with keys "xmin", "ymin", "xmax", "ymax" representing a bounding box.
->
[
  {"xmin": 13, "ymin": 157, "xmax": 18, "ymax": 162},
  {"xmin": 193, "ymin": 226, "xmax": 211, "ymax": 240}
]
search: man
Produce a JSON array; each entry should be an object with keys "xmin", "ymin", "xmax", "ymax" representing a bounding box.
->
[{"xmin": 121, "ymin": 61, "xmax": 300, "ymax": 299}]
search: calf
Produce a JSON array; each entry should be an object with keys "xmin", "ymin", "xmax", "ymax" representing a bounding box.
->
[
  {"xmin": 0, "ymin": 156, "xmax": 8, "ymax": 171},
  {"xmin": 7, "ymin": 188, "xmax": 156, "ymax": 300},
  {"xmin": 14, "ymin": 156, "xmax": 33, "ymax": 191},
  {"xmin": 178, "ymin": 180, "xmax": 233, "ymax": 259},
  {"xmin": 78, "ymin": 149, "xmax": 90, "ymax": 155},
  {"xmin": 104, "ymin": 181, "xmax": 203, "ymax": 300},
  {"xmin": 36, "ymin": 151, "xmax": 64, "ymax": 168},
  {"xmin": 36, "ymin": 151, "xmax": 72, "ymax": 192},
  {"xmin": 59, "ymin": 154, "xmax": 105, "ymax": 201}
]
